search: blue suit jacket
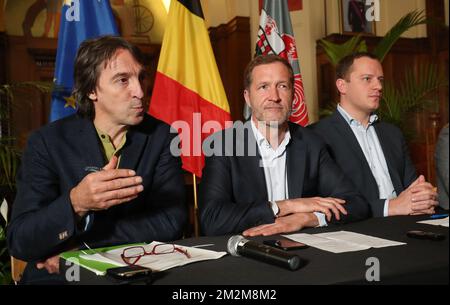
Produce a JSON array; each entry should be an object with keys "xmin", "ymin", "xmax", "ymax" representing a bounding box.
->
[
  {"xmin": 7, "ymin": 114, "xmax": 187, "ymax": 262},
  {"xmin": 310, "ymin": 111, "xmax": 417, "ymax": 217},
  {"xmin": 199, "ymin": 122, "xmax": 370, "ymax": 236}
]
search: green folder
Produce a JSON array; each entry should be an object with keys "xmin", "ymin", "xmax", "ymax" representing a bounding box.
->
[{"xmin": 60, "ymin": 243, "xmax": 145, "ymax": 276}]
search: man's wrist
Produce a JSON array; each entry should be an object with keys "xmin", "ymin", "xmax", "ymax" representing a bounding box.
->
[
  {"xmin": 70, "ymin": 187, "xmax": 87, "ymax": 217},
  {"xmin": 293, "ymin": 212, "xmax": 319, "ymax": 228},
  {"xmin": 387, "ymin": 197, "xmax": 400, "ymax": 216},
  {"xmin": 306, "ymin": 212, "xmax": 320, "ymax": 227}
]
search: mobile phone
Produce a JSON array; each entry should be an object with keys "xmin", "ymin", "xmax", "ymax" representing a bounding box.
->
[
  {"xmin": 106, "ymin": 265, "xmax": 152, "ymax": 279},
  {"xmin": 406, "ymin": 230, "xmax": 446, "ymax": 241},
  {"xmin": 263, "ymin": 239, "xmax": 308, "ymax": 250}
]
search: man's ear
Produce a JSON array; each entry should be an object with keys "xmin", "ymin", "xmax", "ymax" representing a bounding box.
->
[
  {"xmin": 243, "ymin": 89, "xmax": 251, "ymax": 107},
  {"xmin": 88, "ymin": 91, "xmax": 97, "ymax": 101},
  {"xmin": 336, "ymin": 79, "xmax": 347, "ymax": 95}
]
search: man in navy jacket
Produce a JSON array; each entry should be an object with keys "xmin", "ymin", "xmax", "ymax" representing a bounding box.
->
[
  {"xmin": 7, "ymin": 36, "xmax": 187, "ymax": 283},
  {"xmin": 200, "ymin": 55, "xmax": 369, "ymax": 236},
  {"xmin": 311, "ymin": 52, "xmax": 437, "ymax": 217}
]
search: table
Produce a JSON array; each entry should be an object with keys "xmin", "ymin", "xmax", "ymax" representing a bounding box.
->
[{"xmin": 64, "ymin": 215, "xmax": 448, "ymax": 285}]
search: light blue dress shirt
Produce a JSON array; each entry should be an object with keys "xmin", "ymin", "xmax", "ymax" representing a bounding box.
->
[{"xmin": 337, "ymin": 105, "xmax": 397, "ymax": 216}]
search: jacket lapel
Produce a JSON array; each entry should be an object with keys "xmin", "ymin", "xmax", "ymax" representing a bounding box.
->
[
  {"xmin": 119, "ymin": 126, "xmax": 148, "ymax": 170},
  {"xmin": 77, "ymin": 118, "xmax": 105, "ymax": 169},
  {"xmin": 374, "ymin": 123, "xmax": 402, "ymax": 192},
  {"xmin": 331, "ymin": 111, "xmax": 369, "ymax": 166},
  {"xmin": 244, "ymin": 124, "xmax": 267, "ymax": 199},
  {"xmin": 77, "ymin": 117, "xmax": 148, "ymax": 171},
  {"xmin": 331, "ymin": 111, "xmax": 382, "ymax": 195},
  {"xmin": 286, "ymin": 124, "xmax": 306, "ymax": 199}
]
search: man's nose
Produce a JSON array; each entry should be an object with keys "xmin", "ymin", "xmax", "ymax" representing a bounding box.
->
[
  {"xmin": 373, "ymin": 78, "xmax": 383, "ymax": 91},
  {"xmin": 268, "ymin": 86, "xmax": 281, "ymax": 102},
  {"xmin": 132, "ymin": 78, "xmax": 144, "ymax": 99}
]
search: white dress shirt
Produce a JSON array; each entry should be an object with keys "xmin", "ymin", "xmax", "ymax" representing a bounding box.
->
[
  {"xmin": 337, "ymin": 105, "xmax": 397, "ymax": 216},
  {"xmin": 250, "ymin": 119, "xmax": 327, "ymax": 226}
]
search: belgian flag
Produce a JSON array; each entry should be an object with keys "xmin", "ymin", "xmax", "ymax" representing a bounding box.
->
[{"xmin": 149, "ymin": 0, "xmax": 231, "ymax": 177}]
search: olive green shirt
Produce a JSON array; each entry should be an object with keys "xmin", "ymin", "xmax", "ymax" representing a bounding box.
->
[{"xmin": 95, "ymin": 128, "xmax": 127, "ymax": 165}]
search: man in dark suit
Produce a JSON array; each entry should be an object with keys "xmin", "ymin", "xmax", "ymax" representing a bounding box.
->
[
  {"xmin": 199, "ymin": 55, "xmax": 369, "ymax": 237},
  {"xmin": 7, "ymin": 36, "xmax": 187, "ymax": 283},
  {"xmin": 311, "ymin": 52, "xmax": 437, "ymax": 217}
]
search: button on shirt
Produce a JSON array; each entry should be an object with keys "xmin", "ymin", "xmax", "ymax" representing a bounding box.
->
[
  {"xmin": 337, "ymin": 105, "xmax": 396, "ymax": 216},
  {"xmin": 250, "ymin": 119, "xmax": 327, "ymax": 226},
  {"xmin": 96, "ymin": 128, "xmax": 127, "ymax": 165}
]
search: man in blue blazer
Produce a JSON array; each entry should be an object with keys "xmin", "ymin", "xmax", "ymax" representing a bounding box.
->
[
  {"xmin": 310, "ymin": 52, "xmax": 438, "ymax": 217},
  {"xmin": 199, "ymin": 55, "xmax": 369, "ymax": 237},
  {"xmin": 7, "ymin": 36, "xmax": 187, "ymax": 283}
]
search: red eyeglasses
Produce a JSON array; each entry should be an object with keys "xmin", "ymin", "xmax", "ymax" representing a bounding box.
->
[{"xmin": 121, "ymin": 244, "xmax": 191, "ymax": 266}]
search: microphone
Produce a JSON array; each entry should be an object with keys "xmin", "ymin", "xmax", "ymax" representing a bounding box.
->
[{"xmin": 227, "ymin": 235, "xmax": 302, "ymax": 271}]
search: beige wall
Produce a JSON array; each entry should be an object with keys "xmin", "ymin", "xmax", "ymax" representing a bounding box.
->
[
  {"xmin": 5, "ymin": 0, "xmax": 36, "ymax": 36},
  {"xmin": 446, "ymin": 0, "xmax": 449, "ymax": 26},
  {"xmin": 377, "ymin": 0, "xmax": 426, "ymax": 38},
  {"xmin": 325, "ymin": 0, "xmax": 426, "ymax": 37}
]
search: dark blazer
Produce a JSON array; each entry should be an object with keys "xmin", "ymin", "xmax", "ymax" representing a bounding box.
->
[
  {"xmin": 435, "ymin": 125, "xmax": 449, "ymax": 209},
  {"xmin": 7, "ymin": 114, "xmax": 187, "ymax": 262},
  {"xmin": 199, "ymin": 122, "xmax": 370, "ymax": 236},
  {"xmin": 310, "ymin": 111, "xmax": 417, "ymax": 217}
]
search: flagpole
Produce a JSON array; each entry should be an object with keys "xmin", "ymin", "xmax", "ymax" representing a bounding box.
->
[{"xmin": 192, "ymin": 173, "xmax": 199, "ymax": 237}]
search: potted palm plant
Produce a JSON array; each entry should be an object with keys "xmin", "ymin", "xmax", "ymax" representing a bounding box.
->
[
  {"xmin": 319, "ymin": 10, "xmax": 429, "ymax": 65},
  {"xmin": 0, "ymin": 223, "xmax": 11, "ymax": 284},
  {"xmin": 0, "ymin": 84, "xmax": 18, "ymax": 285},
  {"xmin": 0, "ymin": 81, "xmax": 52, "ymax": 284}
]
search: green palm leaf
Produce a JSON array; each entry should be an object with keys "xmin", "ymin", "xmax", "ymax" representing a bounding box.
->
[
  {"xmin": 0, "ymin": 139, "xmax": 20, "ymax": 190},
  {"xmin": 319, "ymin": 34, "xmax": 368, "ymax": 66},
  {"xmin": 378, "ymin": 63, "xmax": 448, "ymax": 138},
  {"xmin": 374, "ymin": 10, "xmax": 428, "ymax": 61}
]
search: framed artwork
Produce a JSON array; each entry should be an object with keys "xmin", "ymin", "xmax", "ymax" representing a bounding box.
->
[{"xmin": 340, "ymin": 0, "xmax": 376, "ymax": 35}]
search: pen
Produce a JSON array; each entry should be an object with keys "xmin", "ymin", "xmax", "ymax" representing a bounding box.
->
[
  {"xmin": 430, "ymin": 214, "xmax": 449, "ymax": 219},
  {"xmin": 84, "ymin": 166, "xmax": 103, "ymax": 173},
  {"xmin": 191, "ymin": 244, "xmax": 215, "ymax": 248}
]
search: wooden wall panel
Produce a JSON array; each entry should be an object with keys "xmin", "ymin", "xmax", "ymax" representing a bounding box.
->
[
  {"xmin": 0, "ymin": 32, "xmax": 6, "ymax": 84},
  {"xmin": 209, "ymin": 16, "xmax": 251, "ymax": 122}
]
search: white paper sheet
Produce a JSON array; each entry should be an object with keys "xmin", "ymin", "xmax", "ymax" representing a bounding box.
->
[
  {"xmin": 283, "ymin": 231, "xmax": 405, "ymax": 253},
  {"xmin": 417, "ymin": 217, "xmax": 449, "ymax": 227},
  {"xmin": 1, "ymin": 198, "xmax": 8, "ymax": 223}
]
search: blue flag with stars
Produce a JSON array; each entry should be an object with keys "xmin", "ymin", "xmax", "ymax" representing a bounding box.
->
[{"xmin": 50, "ymin": 0, "xmax": 118, "ymax": 122}]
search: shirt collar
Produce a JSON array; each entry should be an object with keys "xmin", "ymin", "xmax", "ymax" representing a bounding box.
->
[
  {"xmin": 250, "ymin": 117, "xmax": 291, "ymax": 151},
  {"xmin": 337, "ymin": 104, "xmax": 378, "ymax": 127},
  {"xmin": 95, "ymin": 127, "xmax": 127, "ymax": 162}
]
